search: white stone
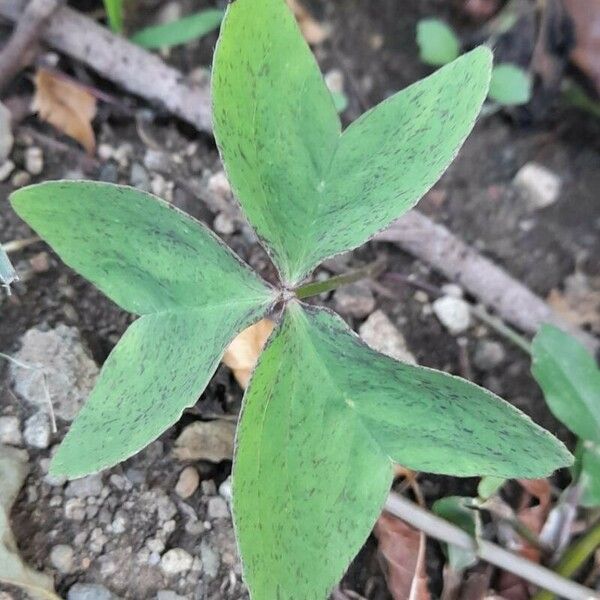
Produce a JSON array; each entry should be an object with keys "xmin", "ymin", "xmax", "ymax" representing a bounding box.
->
[
  {"xmin": 64, "ymin": 498, "xmax": 86, "ymax": 521},
  {"xmin": 432, "ymin": 296, "xmax": 472, "ymax": 335},
  {"xmin": 324, "ymin": 69, "xmax": 344, "ymax": 94},
  {"xmin": 218, "ymin": 476, "xmax": 232, "ymax": 503},
  {"xmin": 333, "ymin": 281, "xmax": 376, "ymax": 318},
  {"xmin": 0, "ymin": 159, "xmax": 15, "ymax": 182},
  {"xmin": 514, "ymin": 162, "xmax": 561, "ymax": 209},
  {"xmin": 24, "ymin": 147, "xmax": 44, "ymax": 175},
  {"xmin": 67, "ymin": 583, "xmax": 115, "ymax": 600},
  {"xmin": 207, "ymin": 496, "xmax": 229, "ymax": 519},
  {"xmin": 160, "ymin": 548, "xmax": 193, "ymax": 575},
  {"xmin": 359, "ymin": 310, "xmax": 416, "ymax": 364},
  {"xmin": 175, "ymin": 466, "xmax": 199, "ymax": 499},
  {"xmin": 50, "ymin": 544, "xmax": 74, "ymax": 573},
  {"xmin": 474, "ymin": 340, "xmax": 506, "ymax": 370},
  {"xmin": 65, "ymin": 473, "xmax": 103, "ymax": 498},
  {"xmin": 23, "ymin": 412, "xmax": 51, "ymax": 448},
  {"xmin": 0, "ymin": 415, "xmax": 22, "ymax": 446}
]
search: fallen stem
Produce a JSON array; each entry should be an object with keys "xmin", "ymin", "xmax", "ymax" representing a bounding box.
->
[
  {"xmin": 2, "ymin": 236, "xmax": 41, "ymax": 253},
  {"xmin": 531, "ymin": 519, "xmax": 600, "ymax": 600},
  {"xmin": 469, "ymin": 303, "xmax": 532, "ymax": 355},
  {"xmin": 384, "ymin": 492, "xmax": 599, "ymax": 600},
  {"xmin": 295, "ymin": 259, "xmax": 386, "ymax": 300}
]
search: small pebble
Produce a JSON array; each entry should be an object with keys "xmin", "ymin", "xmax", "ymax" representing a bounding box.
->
[
  {"xmin": 130, "ymin": 162, "xmax": 150, "ymax": 191},
  {"xmin": 359, "ymin": 310, "xmax": 416, "ymax": 364},
  {"xmin": 97, "ymin": 143, "xmax": 114, "ymax": 161},
  {"xmin": 11, "ymin": 170, "xmax": 31, "ymax": 188},
  {"xmin": 0, "ymin": 159, "xmax": 15, "ymax": 182},
  {"xmin": 474, "ymin": 340, "xmax": 506, "ymax": 371},
  {"xmin": 24, "ymin": 147, "xmax": 44, "ymax": 175},
  {"xmin": 67, "ymin": 583, "xmax": 116, "ymax": 600},
  {"xmin": 64, "ymin": 498, "xmax": 86, "ymax": 521},
  {"xmin": 432, "ymin": 296, "xmax": 472, "ymax": 335},
  {"xmin": 160, "ymin": 548, "xmax": 194, "ymax": 575},
  {"xmin": 213, "ymin": 212, "xmax": 235, "ymax": 235},
  {"xmin": 0, "ymin": 415, "xmax": 22, "ymax": 446},
  {"xmin": 218, "ymin": 476, "xmax": 232, "ymax": 503},
  {"xmin": 50, "ymin": 544, "xmax": 74, "ymax": 573},
  {"xmin": 66, "ymin": 473, "xmax": 103, "ymax": 498},
  {"xmin": 207, "ymin": 496, "xmax": 229, "ymax": 519},
  {"xmin": 514, "ymin": 162, "xmax": 561, "ymax": 209},
  {"xmin": 333, "ymin": 281, "xmax": 376, "ymax": 318},
  {"xmin": 175, "ymin": 466, "xmax": 200, "ymax": 499},
  {"xmin": 23, "ymin": 412, "xmax": 51, "ymax": 449}
]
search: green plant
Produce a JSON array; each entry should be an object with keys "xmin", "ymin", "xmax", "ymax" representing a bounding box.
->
[
  {"xmin": 103, "ymin": 0, "xmax": 124, "ymax": 33},
  {"xmin": 10, "ymin": 0, "xmax": 571, "ymax": 597},
  {"xmin": 131, "ymin": 9, "xmax": 224, "ymax": 49},
  {"xmin": 416, "ymin": 17, "xmax": 532, "ymax": 106},
  {"xmin": 532, "ymin": 325, "xmax": 600, "ymax": 507}
]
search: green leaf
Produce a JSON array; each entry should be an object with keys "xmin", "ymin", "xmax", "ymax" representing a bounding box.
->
[
  {"xmin": 103, "ymin": 0, "xmax": 124, "ymax": 33},
  {"xmin": 489, "ymin": 63, "xmax": 532, "ymax": 106},
  {"xmin": 10, "ymin": 181, "xmax": 273, "ymax": 315},
  {"xmin": 0, "ymin": 246, "xmax": 17, "ymax": 289},
  {"xmin": 51, "ymin": 304, "xmax": 267, "ymax": 478},
  {"xmin": 131, "ymin": 9, "xmax": 224, "ymax": 49},
  {"xmin": 477, "ymin": 476, "xmax": 505, "ymax": 499},
  {"xmin": 416, "ymin": 19, "xmax": 461, "ymax": 67},
  {"xmin": 432, "ymin": 496, "xmax": 477, "ymax": 571},
  {"xmin": 580, "ymin": 442, "xmax": 600, "ymax": 507},
  {"xmin": 213, "ymin": 0, "xmax": 492, "ymax": 285},
  {"xmin": 532, "ymin": 324, "xmax": 600, "ymax": 443},
  {"xmin": 234, "ymin": 302, "xmax": 571, "ymax": 599},
  {"xmin": 10, "ymin": 181, "xmax": 276, "ymax": 477}
]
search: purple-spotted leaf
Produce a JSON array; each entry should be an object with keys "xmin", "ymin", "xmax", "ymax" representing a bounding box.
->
[
  {"xmin": 10, "ymin": 182, "xmax": 275, "ymax": 476},
  {"xmin": 234, "ymin": 302, "xmax": 571, "ymax": 599},
  {"xmin": 213, "ymin": 0, "xmax": 492, "ymax": 285}
]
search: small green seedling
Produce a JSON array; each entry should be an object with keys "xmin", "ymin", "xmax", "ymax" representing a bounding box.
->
[
  {"xmin": 532, "ymin": 325, "xmax": 600, "ymax": 507},
  {"xmin": 11, "ymin": 0, "xmax": 571, "ymax": 597},
  {"xmin": 416, "ymin": 18, "xmax": 532, "ymax": 106}
]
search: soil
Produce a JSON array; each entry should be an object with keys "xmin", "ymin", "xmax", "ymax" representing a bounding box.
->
[{"xmin": 0, "ymin": 0, "xmax": 599, "ymax": 598}]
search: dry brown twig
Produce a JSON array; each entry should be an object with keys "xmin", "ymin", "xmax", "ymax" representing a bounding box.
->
[{"xmin": 0, "ymin": 0, "xmax": 64, "ymax": 94}]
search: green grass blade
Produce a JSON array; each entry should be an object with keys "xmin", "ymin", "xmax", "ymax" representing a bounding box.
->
[
  {"xmin": 131, "ymin": 9, "xmax": 224, "ymax": 49},
  {"xmin": 532, "ymin": 324, "xmax": 600, "ymax": 443},
  {"xmin": 103, "ymin": 0, "xmax": 124, "ymax": 33},
  {"xmin": 10, "ymin": 181, "xmax": 273, "ymax": 315}
]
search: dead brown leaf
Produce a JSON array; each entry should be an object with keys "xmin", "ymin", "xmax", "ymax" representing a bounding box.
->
[
  {"xmin": 374, "ymin": 512, "xmax": 430, "ymax": 600},
  {"xmin": 547, "ymin": 272, "xmax": 600, "ymax": 334},
  {"xmin": 222, "ymin": 319, "xmax": 275, "ymax": 389},
  {"xmin": 32, "ymin": 68, "xmax": 97, "ymax": 154},
  {"xmin": 286, "ymin": 0, "xmax": 331, "ymax": 45}
]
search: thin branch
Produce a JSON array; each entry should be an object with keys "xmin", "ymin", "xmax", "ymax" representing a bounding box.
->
[
  {"xmin": 0, "ymin": 0, "xmax": 63, "ymax": 93},
  {"xmin": 384, "ymin": 492, "xmax": 600, "ymax": 600},
  {"xmin": 469, "ymin": 304, "xmax": 533, "ymax": 355}
]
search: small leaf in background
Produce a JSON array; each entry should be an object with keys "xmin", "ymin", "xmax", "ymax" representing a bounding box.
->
[
  {"xmin": 331, "ymin": 90, "xmax": 349, "ymax": 114},
  {"xmin": 286, "ymin": 0, "xmax": 330, "ymax": 45},
  {"xmin": 433, "ymin": 496, "xmax": 478, "ymax": 571},
  {"xmin": 580, "ymin": 441, "xmax": 600, "ymax": 507},
  {"xmin": 416, "ymin": 19, "xmax": 461, "ymax": 67},
  {"xmin": 103, "ymin": 0, "xmax": 124, "ymax": 33},
  {"xmin": 222, "ymin": 318, "xmax": 275, "ymax": 388},
  {"xmin": 532, "ymin": 324, "xmax": 600, "ymax": 443},
  {"xmin": 32, "ymin": 69, "xmax": 97, "ymax": 154},
  {"xmin": 131, "ymin": 9, "xmax": 224, "ymax": 49},
  {"xmin": 0, "ymin": 246, "xmax": 17, "ymax": 290},
  {"xmin": 488, "ymin": 63, "xmax": 532, "ymax": 106},
  {"xmin": 477, "ymin": 475, "xmax": 505, "ymax": 500},
  {"xmin": 374, "ymin": 512, "xmax": 430, "ymax": 600},
  {"xmin": 0, "ymin": 446, "xmax": 60, "ymax": 599}
]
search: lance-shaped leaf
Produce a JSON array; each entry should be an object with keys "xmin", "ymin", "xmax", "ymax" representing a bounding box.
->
[
  {"xmin": 532, "ymin": 324, "xmax": 600, "ymax": 443},
  {"xmin": 213, "ymin": 0, "xmax": 492, "ymax": 285},
  {"xmin": 234, "ymin": 303, "xmax": 571, "ymax": 599},
  {"xmin": 10, "ymin": 182, "xmax": 275, "ymax": 477},
  {"xmin": 10, "ymin": 181, "xmax": 272, "ymax": 314}
]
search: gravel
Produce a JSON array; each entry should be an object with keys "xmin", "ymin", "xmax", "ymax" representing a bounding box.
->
[
  {"xmin": 175, "ymin": 466, "xmax": 200, "ymax": 499},
  {"xmin": 333, "ymin": 281, "xmax": 376, "ymax": 318},
  {"xmin": 160, "ymin": 548, "xmax": 194, "ymax": 575},
  {"xmin": 0, "ymin": 415, "xmax": 22, "ymax": 446},
  {"xmin": 23, "ymin": 411, "xmax": 51, "ymax": 449},
  {"xmin": 432, "ymin": 296, "xmax": 472, "ymax": 335},
  {"xmin": 50, "ymin": 544, "xmax": 75, "ymax": 573}
]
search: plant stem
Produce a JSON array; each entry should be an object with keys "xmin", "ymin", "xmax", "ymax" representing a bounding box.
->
[
  {"xmin": 531, "ymin": 519, "xmax": 600, "ymax": 600},
  {"xmin": 384, "ymin": 492, "xmax": 599, "ymax": 600},
  {"xmin": 469, "ymin": 304, "xmax": 532, "ymax": 355},
  {"xmin": 294, "ymin": 259, "xmax": 387, "ymax": 300}
]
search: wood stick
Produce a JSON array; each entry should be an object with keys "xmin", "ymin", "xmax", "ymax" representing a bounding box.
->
[
  {"xmin": 375, "ymin": 210, "xmax": 599, "ymax": 353},
  {"xmin": 384, "ymin": 492, "xmax": 600, "ymax": 600},
  {"xmin": 0, "ymin": 0, "xmax": 212, "ymax": 132},
  {"xmin": 0, "ymin": 0, "xmax": 63, "ymax": 93}
]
